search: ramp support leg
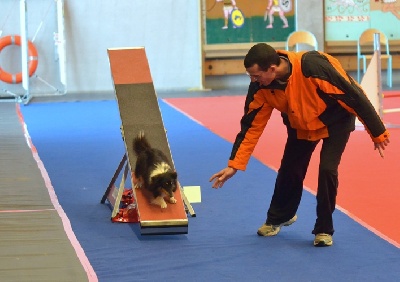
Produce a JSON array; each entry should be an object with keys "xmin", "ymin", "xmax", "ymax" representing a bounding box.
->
[{"xmin": 100, "ymin": 154, "xmax": 127, "ymax": 204}]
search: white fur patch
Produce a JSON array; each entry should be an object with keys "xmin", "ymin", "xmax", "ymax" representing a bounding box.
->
[{"xmin": 149, "ymin": 162, "xmax": 171, "ymax": 179}]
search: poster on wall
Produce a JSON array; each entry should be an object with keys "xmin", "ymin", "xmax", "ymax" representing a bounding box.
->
[
  {"xmin": 325, "ymin": 0, "xmax": 400, "ymax": 41},
  {"xmin": 203, "ymin": 0, "xmax": 296, "ymax": 45}
]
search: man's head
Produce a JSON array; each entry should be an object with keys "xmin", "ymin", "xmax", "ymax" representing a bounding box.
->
[
  {"xmin": 244, "ymin": 43, "xmax": 280, "ymax": 70},
  {"xmin": 244, "ymin": 43, "xmax": 281, "ymax": 86}
]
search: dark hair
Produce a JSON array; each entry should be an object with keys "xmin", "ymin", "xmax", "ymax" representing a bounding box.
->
[{"xmin": 244, "ymin": 43, "xmax": 280, "ymax": 70}]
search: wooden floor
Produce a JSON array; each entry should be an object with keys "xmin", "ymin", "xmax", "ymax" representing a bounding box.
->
[{"xmin": 0, "ymin": 103, "xmax": 95, "ymax": 281}]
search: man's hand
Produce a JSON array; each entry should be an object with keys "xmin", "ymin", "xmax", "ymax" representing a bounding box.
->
[
  {"xmin": 209, "ymin": 167, "xmax": 237, "ymax": 189},
  {"xmin": 374, "ymin": 138, "xmax": 390, "ymax": 158}
]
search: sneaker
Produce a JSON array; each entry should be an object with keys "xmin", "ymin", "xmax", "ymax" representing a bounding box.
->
[
  {"xmin": 313, "ymin": 233, "xmax": 333, "ymax": 247},
  {"xmin": 257, "ymin": 215, "xmax": 297, "ymax": 236}
]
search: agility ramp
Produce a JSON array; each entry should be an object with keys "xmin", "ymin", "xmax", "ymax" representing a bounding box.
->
[{"xmin": 103, "ymin": 47, "xmax": 191, "ymax": 235}]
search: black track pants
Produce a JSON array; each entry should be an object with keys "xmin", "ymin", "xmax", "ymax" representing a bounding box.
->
[{"xmin": 266, "ymin": 123, "xmax": 350, "ymax": 235}]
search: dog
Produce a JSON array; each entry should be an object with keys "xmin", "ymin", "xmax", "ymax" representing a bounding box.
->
[{"xmin": 132, "ymin": 131, "xmax": 178, "ymax": 209}]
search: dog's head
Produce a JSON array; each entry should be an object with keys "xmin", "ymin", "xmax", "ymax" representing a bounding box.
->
[{"xmin": 151, "ymin": 171, "xmax": 178, "ymax": 197}]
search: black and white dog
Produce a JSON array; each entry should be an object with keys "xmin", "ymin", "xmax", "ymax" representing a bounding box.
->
[{"xmin": 133, "ymin": 131, "xmax": 178, "ymax": 209}]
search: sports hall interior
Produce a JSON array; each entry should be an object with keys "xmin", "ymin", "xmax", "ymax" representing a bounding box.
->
[{"xmin": 1, "ymin": 1, "xmax": 399, "ymax": 281}]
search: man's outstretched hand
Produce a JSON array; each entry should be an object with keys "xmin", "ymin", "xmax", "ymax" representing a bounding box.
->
[
  {"xmin": 209, "ymin": 167, "xmax": 237, "ymax": 188},
  {"xmin": 374, "ymin": 138, "xmax": 390, "ymax": 158}
]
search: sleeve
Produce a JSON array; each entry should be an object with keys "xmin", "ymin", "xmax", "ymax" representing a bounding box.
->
[
  {"xmin": 303, "ymin": 51, "xmax": 389, "ymax": 143},
  {"xmin": 228, "ymin": 83, "xmax": 274, "ymax": 170}
]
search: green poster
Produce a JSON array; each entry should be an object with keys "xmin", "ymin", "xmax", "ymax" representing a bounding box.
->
[{"xmin": 204, "ymin": 0, "xmax": 296, "ymax": 45}]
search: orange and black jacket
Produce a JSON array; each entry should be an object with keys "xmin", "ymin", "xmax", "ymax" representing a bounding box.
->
[{"xmin": 228, "ymin": 50, "xmax": 390, "ymax": 171}]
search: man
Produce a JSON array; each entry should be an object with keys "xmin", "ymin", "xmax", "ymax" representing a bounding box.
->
[{"xmin": 209, "ymin": 43, "xmax": 390, "ymax": 247}]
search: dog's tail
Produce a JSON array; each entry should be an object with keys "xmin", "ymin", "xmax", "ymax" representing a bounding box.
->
[{"xmin": 133, "ymin": 130, "xmax": 151, "ymax": 155}]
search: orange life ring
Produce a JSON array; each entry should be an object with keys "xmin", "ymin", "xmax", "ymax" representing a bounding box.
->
[{"xmin": 0, "ymin": 35, "xmax": 38, "ymax": 84}]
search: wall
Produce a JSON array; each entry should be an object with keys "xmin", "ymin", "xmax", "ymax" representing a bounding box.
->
[
  {"xmin": 0, "ymin": 0, "xmax": 324, "ymax": 95},
  {"xmin": 296, "ymin": 1, "xmax": 324, "ymax": 51},
  {"xmin": 0, "ymin": 0, "xmax": 202, "ymax": 96}
]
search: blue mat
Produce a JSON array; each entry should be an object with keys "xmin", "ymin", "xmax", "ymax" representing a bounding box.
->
[{"xmin": 20, "ymin": 99, "xmax": 400, "ymax": 281}]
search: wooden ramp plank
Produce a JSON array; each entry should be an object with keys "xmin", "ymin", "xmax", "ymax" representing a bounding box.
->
[
  {"xmin": 134, "ymin": 187, "xmax": 188, "ymax": 235},
  {"xmin": 107, "ymin": 47, "xmax": 188, "ymax": 235}
]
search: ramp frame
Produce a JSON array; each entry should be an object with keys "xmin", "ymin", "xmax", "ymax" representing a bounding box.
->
[{"xmin": 103, "ymin": 47, "xmax": 195, "ymax": 235}]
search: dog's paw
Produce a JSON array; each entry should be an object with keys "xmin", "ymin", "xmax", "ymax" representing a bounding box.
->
[
  {"xmin": 151, "ymin": 196, "xmax": 167, "ymax": 209},
  {"xmin": 134, "ymin": 181, "xmax": 143, "ymax": 189},
  {"xmin": 169, "ymin": 197, "xmax": 177, "ymax": 204}
]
